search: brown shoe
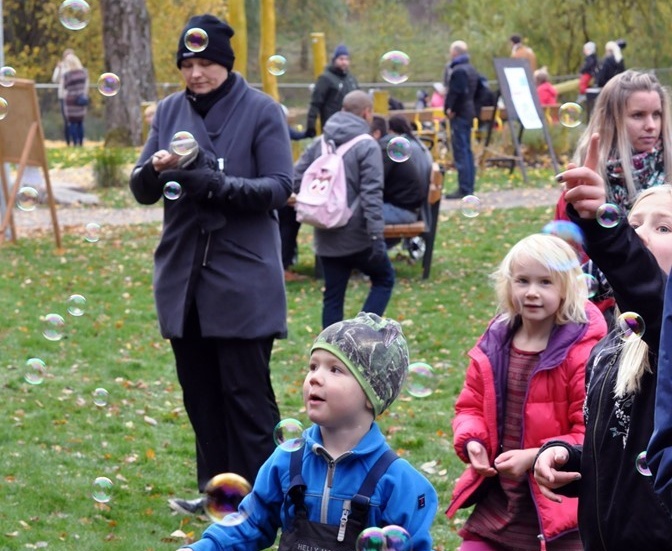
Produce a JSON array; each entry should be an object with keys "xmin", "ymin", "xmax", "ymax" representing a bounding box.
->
[{"xmin": 284, "ymin": 270, "xmax": 308, "ymax": 282}]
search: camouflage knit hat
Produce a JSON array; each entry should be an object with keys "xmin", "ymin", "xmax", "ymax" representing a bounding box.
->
[{"xmin": 311, "ymin": 312, "xmax": 409, "ymax": 416}]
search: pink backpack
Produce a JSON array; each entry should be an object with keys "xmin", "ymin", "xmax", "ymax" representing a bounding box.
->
[{"xmin": 295, "ymin": 133, "xmax": 374, "ymax": 229}]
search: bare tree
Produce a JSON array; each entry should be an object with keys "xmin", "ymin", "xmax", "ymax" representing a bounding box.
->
[{"xmin": 100, "ymin": 0, "xmax": 156, "ymax": 146}]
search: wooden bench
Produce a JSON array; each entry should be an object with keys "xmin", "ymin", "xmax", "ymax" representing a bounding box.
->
[{"xmin": 383, "ymin": 163, "xmax": 444, "ymax": 279}]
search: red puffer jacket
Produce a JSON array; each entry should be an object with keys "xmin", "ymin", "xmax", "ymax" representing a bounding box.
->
[{"xmin": 446, "ymin": 301, "xmax": 606, "ymax": 543}]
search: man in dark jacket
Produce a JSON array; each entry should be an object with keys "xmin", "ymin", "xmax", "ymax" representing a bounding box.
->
[
  {"xmin": 295, "ymin": 91, "xmax": 393, "ymax": 329},
  {"xmin": 130, "ymin": 14, "xmax": 293, "ymax": 515},
  {"xmin": 444, "ymin": 40, "xmax": 479, "ymax": 199},
  {"xmin": 305, "ymin": 44, "xmax": 359, "ymax": 138}
]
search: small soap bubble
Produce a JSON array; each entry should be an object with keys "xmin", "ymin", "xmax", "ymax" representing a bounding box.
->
[
  {"xmin": 43, "ymin": 313, "xmax": 65, "ymax": 342},
  {"xmin": 542, "ymin": 220, "xmax": 585, "ymax": 251},
  {"xmin": 92, "ymin": 387, "xmax": 109, "ymax": 407},
  {"xmin": 635, "ymin": 451, "xmax": 652, "ymax": 476},
  {"xmin": 184, "ymin": 27, "xmax": 209, "ymax": 53},
  {"xmin": 163, "ymin": 181, "xmax": 182, "ymax": 201},
  {"xmin": 169, "ymin": 131, "xmax": 198, "ymax": 157},
  {"xmin": 356, "ymin": 526, "xmax": 386, "ymax": 551},
  {"xmin": 84, "ymin": 222, "xmax": 101, "ymax": 243},
  {"xmin": 273, "ymin": 418, "xmax": 305, "ymax": 451},
  {"xmin": 558, "ymin": 102, "xmax": 583, "ymax": 128},
  {"xmin": 406, "ymin": 362, "xmax": 436, "ymax": 398},
  {"xmin": 204, "ymin": 473, "xmax": 252, "ymax": 524},
  {"xmin": 92, "ymin": 476, "xmax": 113, "ymax": 503},
  {"xmin": 0, "ymin": 97, "xmax": 8, "ymax": 120},
  {"xmin": 617, "ymin": 311, "xmax": 645, "ymax": 342},
  {"xmin": 379, "ymin": 50, "xmax": 411, "ymax": 85},
  {"xmin": 387, "ymin": 136, "xmax": 411, "ymax": 163},
  {"xmin": 578, "ymin": 273, "xmax": 599, "ymax": 299},
  {"xmin": 17, "ymin": 186, "xmax": 39, "ymax": 211},
  {"xmin": 97, "ymin": 73, "xmax": 121, "ymax": 97},
  {"xmin": 58, "ymin": 0, "xmax": 91, "ymax": 31},
  {"xmin": 596, "ymin": 203, "xmax": 621, "ymax": 229},
  {"xmin": 267, "ymin": 55, "xmax": 287, "ymax": 76},
  {"xmin": 460, "ymin": 195, "xmax": 481, "ymax": 218},
  {"xmin": 382, "ymin": 525, "xmax": 411, "ymax": 551},
  {"xmin": 66, "ymin": 294, "xmax": 86, "ymax": 316},
  {"xmin": 0, "ymin": 66, "xmax": 17, "ymax": 87},
  {"xmin": 24, "ymin": 358, "xmax": 47, "ymax": 385}
]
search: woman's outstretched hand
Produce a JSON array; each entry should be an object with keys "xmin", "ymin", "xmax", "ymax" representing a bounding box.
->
[{"xmin": 557, "ymin": 133, "xmax": 607, "ymax": 219}]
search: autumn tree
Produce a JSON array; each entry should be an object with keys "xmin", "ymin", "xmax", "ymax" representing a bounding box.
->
[{"xmin": 99, "ymin": 0, "xmax": 155, "ymax": 146}]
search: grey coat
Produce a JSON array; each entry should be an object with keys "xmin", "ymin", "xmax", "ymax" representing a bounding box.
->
[
  {"xmin": 293, "ymin": 111, "xmax": 384, "ymax": 257},
  {"xmin": 130, "ymin": 74, "xmax": 293, "ymax": 340}
]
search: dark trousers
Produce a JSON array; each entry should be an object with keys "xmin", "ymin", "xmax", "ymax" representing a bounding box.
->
[
  {"xmin": 450, "ymin": 116, "xmax": 475, "ymax": 195},
  {"xmin": 68, "ymin": 120, "xmax": 84, "ymax": 146},
  {"xmin": 170, "ymin": 306, "xmax": 280, "ymax": 491},
  {"xmin": 279, "ymin": 204, "xmax": 301, "ymax": 269},
  {"xmin": 319, "ymin": 248, "xmax": 395, "ymax": 329}
]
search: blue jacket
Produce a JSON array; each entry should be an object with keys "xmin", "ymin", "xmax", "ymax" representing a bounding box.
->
[
  {"xmin": 186, "ymin": 423, "xmax": 438, "ymax": 551},
  {"xmin": 649, "ymin": 272, "xmax": 672, "ymax": 511},
  {"xmin": 130, "ymin": 73, "xmax": 293, "ymax": 340}
]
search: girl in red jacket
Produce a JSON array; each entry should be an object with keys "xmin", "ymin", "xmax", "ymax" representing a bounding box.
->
[{"xmin": 446, "ymin": 233, "xmax": 607, "ymax": 550}]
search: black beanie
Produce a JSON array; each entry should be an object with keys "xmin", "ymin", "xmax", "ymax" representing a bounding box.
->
[{"xmin": 176, "ymin": 14, "xmax": 235, "ymax": 71}]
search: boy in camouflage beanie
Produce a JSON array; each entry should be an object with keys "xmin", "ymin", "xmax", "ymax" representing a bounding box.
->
[
  {"xmin": 182, "ymin": 312, "xmax": 438, "ymax": 551},
  {"xmin": 310, "ymin": 311, "xmax": 409, "ymax": 416}
]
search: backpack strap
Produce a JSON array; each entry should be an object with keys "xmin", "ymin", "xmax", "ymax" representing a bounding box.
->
[
  {"xmin": 284, "ymin": 447, "xmax": 308, "ymax": 514},
  {"xmin": 349, "ymin": 448, "xmax": 398, "ymax": 522},
  {"xmin": 335, "ymin": 133, "xmax": 374, "ymax": 157}
]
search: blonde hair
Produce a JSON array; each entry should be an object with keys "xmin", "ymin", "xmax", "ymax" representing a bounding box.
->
[
  {"xmin": 62, "ymin": 52, "xmax": 83, "ymax": 72},
  {"xmin": 492, "ymin": 234, "xmax": 588, "ymax": 327},
  {"xmin": 605, "ymin": 40, "xmax": 623, "ymax": 63},
  {"xmin": 573, "ymin": 70, "xmax": 672, "ymax": 205},
  {"xmin": 614, "ymin": 184, "xmax": 672, "ymax": 396}
]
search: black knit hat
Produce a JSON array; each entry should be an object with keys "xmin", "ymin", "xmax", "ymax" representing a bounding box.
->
[{"xmin": 176, "ymin": 14, "xmax": 235, "ymax": 71}]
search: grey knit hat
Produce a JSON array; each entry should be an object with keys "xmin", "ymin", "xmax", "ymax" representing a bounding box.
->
[{"xmin": 311, "ymin": 312, "xmax": 409, "ymax": 416}]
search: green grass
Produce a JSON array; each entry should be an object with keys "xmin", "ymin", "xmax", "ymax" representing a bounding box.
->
[{"xmin": 0, "ymin": 191, "xmax": 555, "ymax": 550}]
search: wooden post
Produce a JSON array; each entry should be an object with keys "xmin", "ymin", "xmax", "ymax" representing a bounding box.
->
[
  {"xmin": 228, "ymin": 0, "xmax": 247, "ymax": 78},
  {"xmin": 259, "ymin": 0, "xmax": 279, "ymax": 100},
  {"xmin": 310, "ymin": 32, "xmax": 326, "ymax": 79}
]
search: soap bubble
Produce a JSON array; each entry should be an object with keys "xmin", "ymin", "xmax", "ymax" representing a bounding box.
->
[
  {"xmin": 43, "ymin": 313, "xmax": 65, "ymax": 341},
  {"xmin": 184, "ymin": 28, "xmax": 209, "ymax": 53},
  {"xmin": 92, "ymin": 387, "xmax": 109, "ymax": 407},
  {"xmin": 0, "ymin": 66, "xmax": 17, "ymax": 87},
  {"xmin": 0, "ymin": 97, "xmax": 8, "ymax": 120},
  {"xmin": 66, "ymin": 294, "xmax": 86, "ymax": 316},
  {"xmin": 616, "ymin": 311, "xmax": 645, "ymax": 342},
  {"xmin": 460, "ymin": 195, "xmax": 482, "ymax": 218},
  {"xmin": 386, "ymin": 136, "xmax": 411, "ymax": 162},
  {"xmin": 578, "ymin": 273, "xmax": 599, "ymax": 298},
  {"xmin": 267, "ymin": 55, "xmax": 287, "ymax": 76},
  {"xmin": 273, "ymin": 418, "xmax": 305, "ymax": 451},
  {"xmin": 382, "ymin": 525, "xmax": 411, "ymax": 551},
  {"xmin": 92, "ymin": 476, "xmax": 113, "ymax": 503},
  {"xmin": 163, "ymin": 181, "xmax": 182, "ymax": 200},
  {"xmin": 558, "ymin": 102, "xmax": 583, "ymax": 128},
  {"xmin": 406, "ymin": 362, "xmax": 436, "ymax": 398},
  {"xmin": 356, "ymin": 526, "xmax": 386, "ymax": 551},
  {"xmin": 596, "ymin": 203, "xmax": 621, "ymax": 229},
  {"xmin": 542, "ymin": 220, "xmax": 585, "ymax": 251},
  {"xmin": 97, "ymin": 73, "xmax": 121, "ymax": 97},
  {"xmin": 84, "ymin": 222, "xmax": 101, "ymax": 243},
  {"xmin": 204, "ymin": 473, "xmax": 252, "ymax": 525},
  {"xmin": 635, "ymin": 451, "xmax": 652, "ymax": 476},
  {"xmin": 379, "ymin": 51, "xmax": 410, "ymax": 85},
  {"xmin": 169, "ymin": 131, "xmax": 198, "ymax": 157},
  {"xmin": 24, "ymin": 358, "xmax": 47, "ymax": 385},
  {"xmin": 58, "ymin": 0, "xmax": 91, "ymax": 31},
  {"xmin": 17, "ymin": 187, "xmax": 39, "ymax": 211}
]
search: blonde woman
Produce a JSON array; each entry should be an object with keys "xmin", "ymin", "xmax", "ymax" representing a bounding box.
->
[{"xmin": 62, "ymin": 51, "xmax": 88, "ymax": 146}]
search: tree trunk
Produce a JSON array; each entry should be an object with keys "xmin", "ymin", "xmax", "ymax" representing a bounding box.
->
[
  {"xmin": 229, "ymin": 0, "xmax": 248, "ymax": 78},
  {"xmin": 100, "ymin": 0, "xmax": 156, "ymax": 146},
  {"xmin": 259, "ymin": 0, "xmax": 279, "ymax": 100}
]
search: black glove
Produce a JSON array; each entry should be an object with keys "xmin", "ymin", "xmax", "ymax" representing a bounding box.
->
[
  {"xmin": 368, "ymin": 236, "xmax": 387, "ymax": 264},
  {"xmin": 304, "ymin": 127, "xmax": 316, "ymax": 138},
  {"xmin": 159, "ymin": 168, "xmax": 217, "ymax": 202}
]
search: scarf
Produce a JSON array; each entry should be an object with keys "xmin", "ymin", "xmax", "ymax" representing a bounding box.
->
[
  {"xmin": 186, "ymin": 72, "xmax": 237, "ymax": 118},
  {"xmin": 605, "ymin": 140, "xmax": 666, "ymax": 210}
]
